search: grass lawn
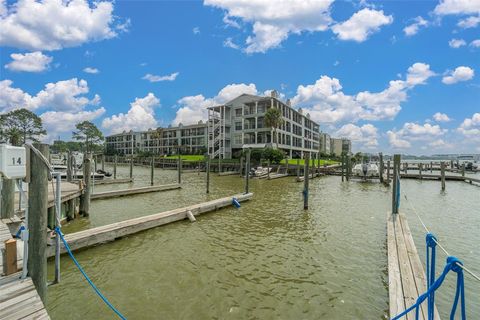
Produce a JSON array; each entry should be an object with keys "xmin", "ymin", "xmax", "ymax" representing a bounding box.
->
[
  {"xmin": 164, "ymin": 155, "xmax": 205, "ymax": 161},
  {"xmin": 163, "ymin": 155, "xmax": 338, "ymax": 166}
]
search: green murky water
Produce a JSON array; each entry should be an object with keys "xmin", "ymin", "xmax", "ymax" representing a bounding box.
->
[{"xmin": 46, "ymin": 164, "xmax": 480, "ymax": 319}]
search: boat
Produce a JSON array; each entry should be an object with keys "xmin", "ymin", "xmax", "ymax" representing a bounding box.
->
[
  {"xmin": 352, "ymin": 162, "xmax": 379, "ymax": 178},
  {"xmin": 252, "ymin": 166, "xmax": 272, "ymax": 178}
]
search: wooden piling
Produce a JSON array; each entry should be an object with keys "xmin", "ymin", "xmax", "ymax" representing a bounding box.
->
[
  {"xmin": 101, "ymin": 154, "xmax": 105, "ymax": 171},
  {"xmin": 66, "ymin": 151, "xmax": 73, "ymax": 182},
  {"xmin": 303, "ymin": 153, "xmax": 310, "ymax": 210},
  {"xmin": 419, "ymin": 163, "xmax": 423, "ymax": 180},
  {"xmin": 79, "ymin": 156, "xmax": 91, "ymax": 216},
  {"xmin": 245, "ymin": 149, "xmax": 250, "ymax": 194},
  {"xmin": 129, "ymin": 156, "xmax": 133, "ymax": 179},
  {"xmin": 430, "ymin": 161, "xmax": 433, "ymax": 173},
  {"xmin": 461, "ymin": 163, "xmax": 465, "ymax": 177},
  {"xmin": 177, "ymin": 157, "xmax": 182, "ymax": 184},
  {"xmin": 285, "ymin": 158, "xmax": 289, "ymax": 175},
  {"xmin": 392, "ymin": 154, "xmax": 401, "ymax": 214},
  {"xmin": 450, "ymin": 160, "xmax": 454, "ymax": 169},
  {"xmin": 206, "ymin": 155, "xmax": 210, "ymax": 194},
  {"xmin": 0, "ymin": 178, "xmax": 14, "ymax": 218},
  {"xmin": 150, "ymin": 157, "xmax": 155, "ymax": 186},
  {"xmin": 218, "ymin": 157, "xmax": 222, "ymax": 173},
  {"xmin": 239, "ymin": 157, "xmax": 244, "ymax": 177},
  {"xmin": 387, "ymin": 160, "xmax": 391, "ymax": 181},
  {"xmin": 67, "ymin": 198, "xmax": 75, "ymax": 220},
  {"xmin": 379, "ymin": 153, "xmax": 384, "ymax": 183},
  {"xmin": 267, "ymin": 160, "xmax": 270, "ymax": 179},
  {"xmin": 28, "ymin": 143, "xmax": 49, "ymax": 303},
  {"xmin": 341, "ymin": 154, "xmax": 345, "ymax": 182},
  {"xmin": 346, "ymin": 155, "xmax": 351, "ymax": 181},
  {"xmin": 296, "ymin": 158, "xmax": 300, "ymax": 179},
  {"xmin": 94, "ymin": 155, "xmax": 98, "ymax": 172},
  {"xmin": 441, "ymin": 162, "xmax": 446, "ymax": 191},
  {"xmin": 113, "ymin": 154, "xmax": 117, "ymax": 179}
]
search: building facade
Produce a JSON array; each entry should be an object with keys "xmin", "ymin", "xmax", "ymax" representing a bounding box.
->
[
  {"xmin": 105, "ymin": 122, "xmax": 207, "ymax": 155},
  {"xmin": 330, "ymin": 138, "xmax": 352, "ymax": 156},
  {"xmin": 207, "ymin": 92, "xmax": 320, "ymax": 159},
  {"xmin": 319, "ymin": 132, "xmax": 331, "ymax": 155}
]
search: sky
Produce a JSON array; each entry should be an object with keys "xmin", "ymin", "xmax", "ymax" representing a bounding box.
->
[{"xmin": 0, "ymin": 0, "xmax": 479, "ymax": 155}]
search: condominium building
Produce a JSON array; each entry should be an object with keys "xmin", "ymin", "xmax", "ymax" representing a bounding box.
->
[
  {"xmin": 105, "ymin": 122, "xmax": 207, "ymax": 155},
  {"xmin": 207, "ymin": 91, "xmax": 320, "ymax": 159},
  {"xmin": 330, "ymin": 138, "xmax": 352, "ymax": 156},
  {"xmin": 319, "ymin": 133, "xmax": 331, "ymax": 155}
]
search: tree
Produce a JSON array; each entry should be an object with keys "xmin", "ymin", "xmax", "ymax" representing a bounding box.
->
[
  {"xmin": 72, "ymin": 121, "xmax": 104, "ymax": 153},
  {"xmin": 264, "ymin": 107, "xmax": 283, "ymax": 148},
  {"xmin": 0, "ymin": 108, "xmax": 46, "ymax": 146},
  {"xmin": 262, "ymin": 148, "xmax": 285, "ymax": 164}
]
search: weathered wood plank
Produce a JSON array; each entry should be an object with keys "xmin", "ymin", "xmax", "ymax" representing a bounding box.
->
[
  {"xmin": 47, "ymin": 193, "xmax": 253, "ymax": 257},
  {"xmin": 387, "ymin": 214, "xmax": 405, "ymax": 318},
  {"xmin": 91, "ymin": 184, "xmax": 181, "ymax": 200}
]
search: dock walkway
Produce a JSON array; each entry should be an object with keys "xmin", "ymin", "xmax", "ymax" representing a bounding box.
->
[
  {"xmin": 0, "ymin": 221, "xmax": 50, "ymax": 320},
  {"xmin": 387, "ymin": 212, "xmax": 440, "ymax": 320}
]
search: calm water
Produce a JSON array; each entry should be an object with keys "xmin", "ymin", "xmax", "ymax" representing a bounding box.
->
[{"xmin": 46, "ymin": 164, "xmax": 479, "ymax": 319}]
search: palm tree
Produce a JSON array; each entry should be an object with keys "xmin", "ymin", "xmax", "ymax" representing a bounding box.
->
[{"xmin": 264, "ymin": 107, "xmax": 283, "ymax": 148}]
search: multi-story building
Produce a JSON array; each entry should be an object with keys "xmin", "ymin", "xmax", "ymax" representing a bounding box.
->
[
  {"xmin": 207, "ymin": 91, "xmax": 320, "ymax": 159},
  {"xmin": 105, "ymin": 122, "xmax": 207, "ymax": 155},
  {"xmin": 319, "ymin": 132, "xmax": 331, "ymax": 155},
  {"xmin": 330, "ymin": 138, "xmax": 352, "ymax": 156}
]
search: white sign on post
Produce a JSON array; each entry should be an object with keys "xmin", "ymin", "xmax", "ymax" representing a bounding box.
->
[{"xmin": 0, "ymin": 144, "xmax": 27, "ymax": 179}]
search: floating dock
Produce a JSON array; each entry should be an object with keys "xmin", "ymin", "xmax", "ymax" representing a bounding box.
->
[
  {"xmin": 47, "ymin": 193, "xmax": 253, "ymax": 257},
  {"xmin": 387, "ymin": 212, "xmax": 440, "ymax": 319},
  {"xmin": 91, "ymin": 183, "xmax": 181, "ymax": 200}
]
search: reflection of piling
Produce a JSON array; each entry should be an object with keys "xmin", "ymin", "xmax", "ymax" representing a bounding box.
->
[
  {"xmin": 28, "ymin": 143, "xmax": 49, "ymax": 303},
  {"xmin": 245, "ymin": 149, "xmax": 251, "ymax": 194},
  {"xmin": 392, "ymin": 154, "xmax": 401, "ymax": 214},
  {"xmin": 441, "ymin": 162, "xmax": 446, "ymax": 191},
  {"xmin": 303, "ymin": 153, "xmax": 310, "ymax": 210}
]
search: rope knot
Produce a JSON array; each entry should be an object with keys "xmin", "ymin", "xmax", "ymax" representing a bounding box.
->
[
  {"xmin": 426, "ymin": 233, "xmax": 437, "ymax": 248},
  {"xmin": 447, "ymin": 256, "xmax": 463, "ymax": 273}
]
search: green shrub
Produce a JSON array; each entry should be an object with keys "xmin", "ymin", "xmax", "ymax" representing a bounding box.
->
[{"xmin": 262, "ymin": 148, "xmax": 285, "ymax": 164}]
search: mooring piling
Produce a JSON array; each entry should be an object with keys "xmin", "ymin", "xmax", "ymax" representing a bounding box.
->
[
  {"xmin": 245, "ymin": 149, "xmax": 251, "ymax": 194},
  {"xmin": 206, "ymin": 155, "xmax": 210, "ymax": 194},
  {"xmin": 129, "ymin": 156, "xmax": 133, "ymax": 179},
  {"xmin": 101, "ymin": 154, "xmax": 105, "ymax": 171},
  {"xmin": 341, "ymin": 154, "xmax": 345, "ymax": 182},
  {"xmin": 150, "ymin": 156, "xmax": 155, "ymax": 186},
  {"xmin": 387, "ymin": 160, "xmax": 391, "ymax": 181},
  {"xmin": 178, "ymin": 156, "xmax": 182, "ymax": 184},
  {"xmin": 113, "ymin": 154, "xmax": 118, "ymax": 179},
  {"xmin": 379, "ymin": 152, "xmax": 384, "ymax": 184},
  {"xmin": 79, "ymin": 155, "xmax": 91, "ymax": 216},
  {"xmin": 441, "ymin": 161, "xmax": 446, "ymax": 191},
  {"xmin": 239, "ymin": 157, "xmax": 244, "ymax": 177},
  {"xmin": 461, "ymin": 163, "xmax": 465, "ymax": 177},
  {"xmin": 28, "ymin": 143, "xmax": 49, "ymax": 303},
  {"xmin": 66, "ymin": 151, "xmax": 73, "ymax": 182},
  {"xmin": 392, "ymin": 154, "xmax": 401, "ymax": 215},
  {"xmin": 303, "ymin": 153, "xmax": 310, "ymax": 210},
  {"xmin": 0, "ymin": 177, "xmax": 14, "ymax": 219},
  {"xmin": 296, "ymin": 158, "xmax": 300, "ymax": 179}
]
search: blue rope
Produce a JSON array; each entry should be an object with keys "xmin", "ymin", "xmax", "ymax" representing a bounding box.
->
[
  {"xmin": 426, "ymin": 233, "xmax": 437, "ymax": 320},
  {"xmin": 54, "ymin": 227, "xmax": 127, "ymax": 320},
  {"xmin": 15, "ymin": 226, "xmax": 25, "ymax": 238},
  {"xmin": 391, "ymin": 256, "xmax": 466, "ymax": 320}
]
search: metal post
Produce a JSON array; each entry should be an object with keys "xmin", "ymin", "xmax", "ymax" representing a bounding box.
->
[
  {"xmin": 303, "ymin": 152, "xmax": 310, "ymax": 210},
  {"xmin": 28, "ymin": 143, "xmax": 49, "ymax": 303},
  {"xmin": 245, "ymin": 149, "xmax": 250, "ymax": 194}
]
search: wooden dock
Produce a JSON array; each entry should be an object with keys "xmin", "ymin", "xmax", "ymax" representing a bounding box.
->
[
  {"xmin": 387, "ymin": 212, "xmax": 440, "ymax": 320},
  {"xmin": 0, "ymin": 222, "xmax": 50, "ymax": 320},
  {"xmin": 47, "ymin": 193, "xmax": 253, "ymax": 257},
  {"xmin": 91, "ymin": 183, "xmax": 181, "ymax": 200},
  {"xmin": 92, "ymin": 178, "xmax": 133, "ymax": 185}
]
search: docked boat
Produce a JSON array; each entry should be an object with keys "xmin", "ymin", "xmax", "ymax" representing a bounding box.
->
[
  {"xmin": 352, "ymin": 162, "xmax": 379, "ymax": 178},
  {"xmin": 252, "ymin": 166, "xmax": 272, "ymax": 178}
]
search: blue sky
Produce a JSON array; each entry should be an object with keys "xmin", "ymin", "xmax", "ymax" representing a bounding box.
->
[{"xmin": 0, "ymin": 0, "xmax": 479, "ymax": 154}]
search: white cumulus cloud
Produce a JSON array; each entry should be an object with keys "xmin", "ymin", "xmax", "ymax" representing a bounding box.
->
[
  {"xmin": 457, "ymin": 15, "xmax": 480, "ymax": 28},
  {"xmin": 4, "ymin": 51, "xmax": 52, "ymax": 72},
  {"xmin": 102, "ymin": 93, "xmax": 160, "ymax": 134},
  {"xmin": 387, "ymin": 130, "xmax": 411, "ymax": 149},
  {"xmin": 0, "ymin": 0, "xmax": 126, "ymax": 51},
  {"xmin": 433, "ymin": 112, "xmax": 451, "ymax": 122},
  {"xmin": 470, "ymin": 39, "xmax": 480, "ymax": 47},
  {"xmin": 403, "ymin": 16, "xmax": 428, "ymax": 36},
  {"xmin": 331, "ymin": 8, "xmax": 393, "ymax": 42},
  {"xmin": 442, "ymin": 66, "xmax": 474, "ymax": 84},
  {"xmin": 457, "ymin": 113, "xmax": 480, "ymax": 137},
  {"xmin": 142, "ymin": 72, "xmax": 179, "ymax": 82},
  {"xmin": 449, "ymin": 38, "xmax": 467, "ymax": 48},
  {"xmin": 291, "ymin": 62, "xmax": 435, "ymax": 124},
  {"xmin": 336, "ymin": 123, "xmax": 379, "ymax": 148},
  {"xmin": 434, "ymin": 0, "xmax": 480, "ymax": 16},
  {"xmin": 172, "ymin": 83, "xmax": 258, "ymax": 125},
  {"xmin": 204, "ymin": 0, "xmax": 333, "ymax": 53},
  {"xmin": 83, "ymin": 67, "xmax": 99, "ymax": 74}
]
